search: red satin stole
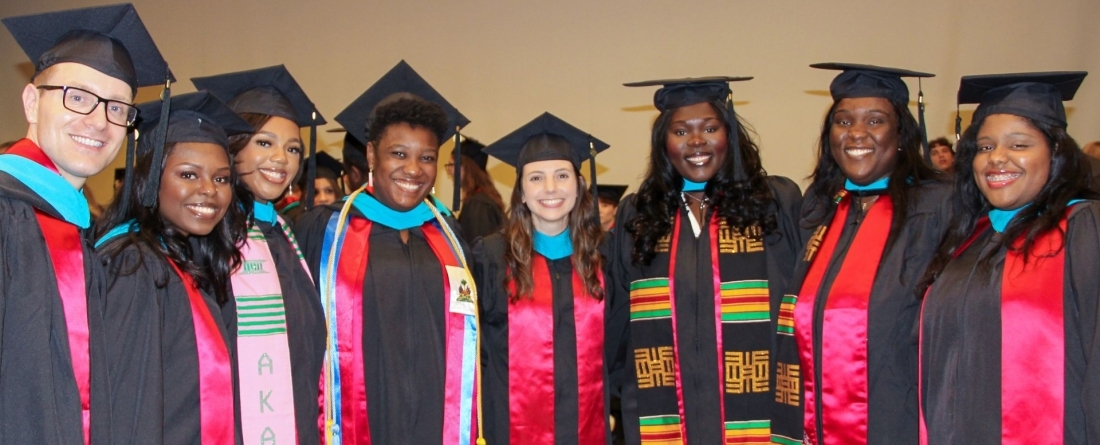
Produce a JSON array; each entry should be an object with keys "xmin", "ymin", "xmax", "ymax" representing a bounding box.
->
[
  {"xmin": 918, "ymin": 216, "xmax": 1067, "ymax": 445},
  {"xmin": 9, "ymin": 140, "xmax": 92, "ymax": 444},
  {"xmin": 333, "ymin": 218, "xmax": 477, "ymax": 444},
  {"xmin": 794, "ymin": 193, "xmax": 892, "ymax": 445},
  {"xmin": 165, "ymin": 261, "xmax": 235, "ymax": 444},
  {"xmin": 506, "ymin": 255, "xmax": 606, "ymax": 444}
]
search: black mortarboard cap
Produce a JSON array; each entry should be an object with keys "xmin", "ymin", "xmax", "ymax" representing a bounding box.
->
[
  {"xmin": 625, "ymin": 76, "xmax": 752, "ymax": 181},
  {"xmin": 191, "ymin": 65, "xmax": 325, "ymax": 127},
  {"xmin": 812, "ymin": 62, "xmax": 936, "ymax": 161},
  {"xmin": 623, "ymin": 76, "xmax": 752, "ymax": 113},
  {"xmin": 341, "ymin": 132, "xmax": 367, "ymax": 171},
  {"xmin": 597, "ymin": 184, "xmax": 628, "ymax": 204},
  {"xmin": 958, "ymin": 71, "xmax": 1087, "ymax": 130},
  {"xmin": 3, "ymin": 3, "xmax": 173, "ymax": 94},
  {"xmin": 131, "ymin": 91, "xmax": 252, "ymax": 208},
  {"xmin": 114, "ymin": 168, "xmax": 125, "ymax": 182},
  {"xmin": 459, "ymin": 138, "xmax": 490, "ymax": 171},
  {"xmin": 308, "ymin": 151, "xmax": 344, "ymax": 177},
  {"xmin": 484, "ymin": 112, "xmax": 609, "ymax": 170},
  {"xmin": 335, "ymin": 60, "xmax": 468, "ymax": 146},
  {"xmin": 811, "ymin": 63, "xmax": 933, "ymax": 104}
]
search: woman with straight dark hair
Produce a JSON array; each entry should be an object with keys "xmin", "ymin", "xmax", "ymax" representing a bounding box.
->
[
  {"xmin": 474, "ymin": 113, "xmax": 611, "ymax": 444},
  {"xmin": 192, "ymin": 65, "xmax": 327, "ymax": 445},
  {"xmin": 771, "ymin": 63, "xmax": 950, "ymax": 445},
  {"xmin": 95, "ymin": 92, "xmax": 252, "ymax": 444},
  {"xmin": 608, "ymin": 77, "xmax": 804, "ymax": 444},
  {"xmin": 918, "ymin": 72, "xmax": 1100, "ymax": 444}
]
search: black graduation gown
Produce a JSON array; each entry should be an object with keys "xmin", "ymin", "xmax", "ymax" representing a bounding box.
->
[
  {"xmin": 607, "ymin": 176, "xmax": 804, "ymax": 445},
  {"xmin": 0, "ymin": 172, "xmax": 112, "ymax": 445},
  {"xmin": 473, "ymin": 233, "xmax": 610, "ymax": 445},
  {"xmin": 222, "ymin": 220, "xmax": 326, "ymax": 445},
  {"xmin": 97, "ymin": 239, "xmax": 233, "ymax": 445},
  {"xmin": 793, "ymin": 180, "xmax": 952, "ymax": 444},
  {"xmin": 459, "ymin": 191, "xmax": 504, "ymax": 242},
  {"xmin": 296, "ymin": 204, "xmax": 472, "ymax": 444},
  {"xmin": 921, "ymin": 201, "xmax": 1100, "ymax": 444}
]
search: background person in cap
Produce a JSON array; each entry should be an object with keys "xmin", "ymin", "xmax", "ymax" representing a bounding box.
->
[
  {"xmin": 917, "ymin": 71, "xmax": 1100, "ymax": 444},
  {"xmin": 473, "ymin": 112, "xmax": 610, "ymax": 444},
  {"xmin": 608, "ymin": 76, "xmax": 804, "ymax": 445},
  {"xmin": 191, "ymin": 65, "xmax": 327, "ymax": 445},
  {"xmin": 596, "ymin": 184, "xmax": 627, "ymax": 232},
  {"xmin": 0, "ymin": 4, "xmax": 168, "ymax": 443},
  {"xmin": 447, "ymin": 137, "xmax": 505, "ymax": 242},
  {"xmin": 772, "ymin": 63, "xmax": 949, "ymax": 445},
  {"xmin": 282, "ymin": 151, "xmax": 345, "ymax": 222},
  {"xmin": 94, "ymin": 91, "xmax": 252, "ymax": 445},
  {"xmin": 928, "ymin": 136, "xmax": 957, "ymax": 174},
  {"xmin": 294, "ymin": 92, "xmax": 481, "ymax": 445}
]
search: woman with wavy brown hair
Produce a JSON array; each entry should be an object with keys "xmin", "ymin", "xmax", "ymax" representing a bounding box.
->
[
  {"xmin": 608, "ymin": 76, "xmax": 804, "ymax": 445},
  {"xmin": 473, "ymin": 113, "xmax": 611, "ymax": 444}
]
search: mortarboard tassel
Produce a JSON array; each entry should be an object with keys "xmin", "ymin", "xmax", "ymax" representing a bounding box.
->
[
  {"xmin": 918, "ymin": 79, "xmax": 931, "ymax": 164},
  {"xmin": 120, "ymin": 129, "xmax": 137, "ymax": 211},
  {"xmin": 728, "ymin": 91, "xmax": 746, "ymax": 182},
  {"xmin": 452, "ymin": 128, "xmax": 462, "ymax": 212},
  {"xmin": 141, "ymin": 73, "xmax": 172, "ymax": 207},
  {"xmin": 304, "ymin": 110, "xmax": 318, "ymax": 211}
]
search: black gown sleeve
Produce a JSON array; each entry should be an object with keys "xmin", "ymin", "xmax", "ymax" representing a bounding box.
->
[
  {"xmin": 99, "ymin": 244, "xmax": 168, "ymax": 445},
  {"xmin": 605, "ymin": 194, "xmax": 639, "ymax": 399},
  {"xmin": 1064, "ymin": 202, "xmax": 1100, "ymax": 441},
  {"xmin": 472, "ymin": 234, "xmax": 509, "ymax": 445},
  {"xmin": 292, "ymin": 205, "xmax": 338, "ymax": 288}
]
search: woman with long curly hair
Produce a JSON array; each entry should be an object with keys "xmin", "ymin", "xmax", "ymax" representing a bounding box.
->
[
  {"xmin": 473, "ymin": 113, "xmax": 610, "ymax": 444},
  {"xmin": 770, "ymin": 64, "xmax": 949, "ymax": 445},
  {"xmin": 608, "ymin": 77, "xmax": 804, "ymax": 444},
  {"xmin": 192, "ymin": 65, "xmax": 328, "ymax": 445},
  {"xmin": 918, "ymin": 72, "xmax": 1100, "ymax": 444},
  {"xmin": 94, "ymin": 92, "xmax": 252, "ymax": 444}
]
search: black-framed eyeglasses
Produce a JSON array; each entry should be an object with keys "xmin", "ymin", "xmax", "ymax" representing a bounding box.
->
[{"xmin": 37, "ymin": 85, "xmax": 139, "ymax": 127}]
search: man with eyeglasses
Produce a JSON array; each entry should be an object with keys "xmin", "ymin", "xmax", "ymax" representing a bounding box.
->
[{"xmin": 0, "ymin": 4, "xmax": 169, "ymax": 444}]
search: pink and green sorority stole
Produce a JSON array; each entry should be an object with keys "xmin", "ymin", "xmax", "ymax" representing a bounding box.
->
[
  {"xmin": 790, "ymin": 191, "xmax": 891, "ymax": 445},
  {"xmin": 919, "ymin": 213, "xmax": 1069, "ymax": 445},
  {"xmin": 506, "ymin": 255, "xmax": 606, "ymax": 444},
  {"xmin": 318, "ymin": 195, "xmax": 480, "ymax": 445},
  {"xmin": 231, "ymin": 216, "xmax": 313, "ymax": 444},
  {"xmin": 628, "ymin": 211, "xmax": 771, "ymax": 444}
]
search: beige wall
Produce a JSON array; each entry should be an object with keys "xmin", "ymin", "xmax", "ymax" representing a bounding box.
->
[{"xmin": 2, "ymin": 0, "xmax": 1098, "ymax": 207}]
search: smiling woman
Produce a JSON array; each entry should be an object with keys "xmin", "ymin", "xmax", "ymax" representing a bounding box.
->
[
  {"xmin": 609, "ymin": 77, "xmax": 804, "ymax": 445},
  {"xmin": 918, "ymin": 71, "xmax": 1100, "ymax": 444},
  {"xmin": 771, "ymin": 63, "xmax": 951, "ymax": 445},
  {"xmin": 93, "ymin": 91, "xmax": 253, "ymax": 445}
]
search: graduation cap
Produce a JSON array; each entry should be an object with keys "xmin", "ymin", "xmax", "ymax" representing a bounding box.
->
[
  {"xmin": 114, "ymin": 167, "xmax": 126, "ymax": 182},
  {"xmin": 458, "ymin": 138, "xmax": 490, "ymax": 171},
  {"xmin": 333, "ymin": 60, "xmax": 469, "ymax": 209},
  {"xmin": 191, "ymin": 65, "xmax": 327, "ymax": 209},
  {"xmin": 625, "ymin": 76, "xmax": 752, "ymax": 182},
  {"xmin": 811, "ymin": 63, "xmax": 936, "ymax": 161},
  {"xmin": 5, "ymin": 4, "xmax": 176, "ymax": 215},
  {"xmin": 130, "ymin": 91, "xmax": 253, "ymax": 208},
  {"xmin": 308, "ymin": 151, "xmax": 344, "ymax": 177},
  {"xmin": 956, "ymin": 71, "xmax": 1087, "ymax": 136},
  {"xmin": 3, "ymin": 3, "xmax": 173, "ymax": 94},
  {"xmin": 597, "ymin": 184, "xmax": 628, "ymax": 205},
  {"xmin": 484, "ymin": 112, "xmax": 610, "ymax": 209}
]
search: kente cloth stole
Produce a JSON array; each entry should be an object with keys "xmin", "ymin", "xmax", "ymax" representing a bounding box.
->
[
  {"xmin": 34, "ymin": 212, "xmax": 91, "ymax": 445},
  {"xmin": 231, "ymin": 217, "xmax": 313, "ymax": 444},
  {"xmin": 319, "ymin": 215, "xmax": 479, "ymax": 445},
  {"xmin": 507, "ymin": 255, "xmax": 606, "ymax": 444},
  {"xmin": 918, "ymin": 214, "xmax": 1068, "ymax": 445},
  {"xmin": 786, "ymin": 191, "xmax": 891, "ymax": 445},
  {"xmin": 166, "ymin": 260, "xmax": 236, "ymax": 444},
  {"xmin": 628, "ymin": 211, "xmax": 771, "ymax": 444}
]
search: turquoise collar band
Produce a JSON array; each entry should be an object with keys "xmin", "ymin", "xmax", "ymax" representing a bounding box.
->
[
  {"xmin": 533, "ymin": 228, "xmax": 572, "ymax": 260},
  {"xmin": 254, "ymin": 201, "xmax": 277, "ymax": 225},
  {"xmin": 844, "ymin": 177, "xmax": 889, "ymax": 192},
  {"xmin": 349, "ymin": 191, "xmax": 451, "ymax": 230},
  {"xmin": 682, "ymin": 179, "xmax": 707, "ymax": 192},
  {"xmin": 0, "ymin": 154, "xmax": 90, "ymax": 228}
]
